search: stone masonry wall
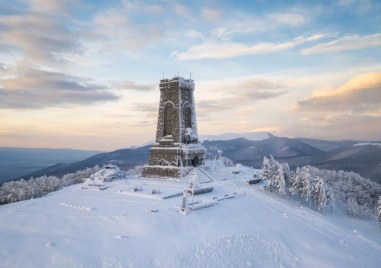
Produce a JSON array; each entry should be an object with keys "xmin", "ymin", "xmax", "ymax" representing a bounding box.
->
[{"xmin": 155, "ymin": 79, "xmax": 180, "ymax": 143}]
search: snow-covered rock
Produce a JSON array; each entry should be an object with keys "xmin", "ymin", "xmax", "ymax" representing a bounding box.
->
[{"xmin": 83, "ymin": 165, "xmax": 125, "ymax": 189}]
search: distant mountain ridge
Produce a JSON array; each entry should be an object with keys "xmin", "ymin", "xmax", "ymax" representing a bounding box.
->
[
  {"xmin": 0, "ymin": 148, "xmax": 101, "ymax": 184},
  {"xmin": 200, "ymin": 132, "xmax": 270, "ymax": 141},
  {"xmin": 24, "ymin": 146, "xmax": 151, "ymax": 179},
  {"xmin": 16, "ymin": 133, "xmax": 381, "ymax": 184}
]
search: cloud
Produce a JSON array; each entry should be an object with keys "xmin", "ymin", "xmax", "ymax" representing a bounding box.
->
[
  {"xmin": 113, "ymin": 81, "xmax": 155, "ymax": 91},
  {"xmin": 253, "ymin": 126, "xmax": 282, "ymax": 133},
  {"xmin": 91, "ymin": 7, "xmax": 165, "ymax": 50},
  {"xmin": 288, "ymin": 72, "xmax": 381, "ymax": 140},
  {"xmin": 208, "ymin": 11, "xmax": 308, "ymax": 39},
  {"xmin": 202, "ymin": 8, "xmax": 222, "ymax": 22},
  {"xmin": 295, "ymin": 72, "xmax": 381, "ymax": 113},
  {"xmin": 287, "ymin": 114, "xmax": 381, "ymax": 141},
  {"xmin": 173, "ymin": 4, "xmax": 188, "ymax": 17},
  {"xmin": 133, "ymin": 102, "xmax": 158, "ymax": 118},
  {"xmin": 175, "ymin": 34, "xmax": 326, "ymax": 60},
  {"xmin": 301, "ymin": 33, "xmax": 381, "ymax": 55},
  {"xmin": 208, "ymin": 77, "xmax": 288, "ymax": 93},
  {"xmin": 0, "ymin": 63, "xmax": 6, "ymax": 72},
  {"xmin": 0, "ymin": 67, "xmax": 118, "ymax": 109},
  {"xmin": 268, "ymin": 12, "xmax": 306, "ymax": 26},
  {"xmin": 197, "ymin": 78, "xmax": 288, "ymax": 118},
  {"xmin": 228, "ymin": 79, "xmax": 288, "ymax": 99},
  {"xmin": 187, "ymin": 30, "xmax": 204, "ymax": 39},
  {"xmin": 130, "ymin": 77, "xmax": 287, "ymax": 122},
  {"xmin": 28, "ymin": 0, "xmax": 76, "ymax": 13},
  {"xmin": 0, "ymin": 1, "xmax": 81, "ymax": 67},
  {"xmin": 197, "ymin": 100, "xmax": 234, "ymax": 114}
]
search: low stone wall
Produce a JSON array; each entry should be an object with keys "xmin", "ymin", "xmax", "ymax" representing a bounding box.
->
[{"xmin": 142, "ymin": 166, "xmax": 181, "ymax": 178}]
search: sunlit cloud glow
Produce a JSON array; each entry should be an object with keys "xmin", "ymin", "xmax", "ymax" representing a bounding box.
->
[{"xmin": 0, "ymin": 0, "xmax": 380, "ymax": 150}]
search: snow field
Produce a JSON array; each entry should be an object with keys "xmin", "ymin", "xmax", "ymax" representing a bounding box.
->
[{"xmin": 0, "ymin": 164, "xmax": 380, "ymax": 267}]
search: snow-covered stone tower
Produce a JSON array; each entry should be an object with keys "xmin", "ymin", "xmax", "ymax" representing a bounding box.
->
[{"xmin": 142, "ymin": 76, "xmax": 207, "ymax": 178}]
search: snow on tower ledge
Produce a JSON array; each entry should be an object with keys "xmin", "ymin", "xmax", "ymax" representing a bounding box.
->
[{"xmin": 142, "ymin": 76, "xmax": 207, "ymax": 178}]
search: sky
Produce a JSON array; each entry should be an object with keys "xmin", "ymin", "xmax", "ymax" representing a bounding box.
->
[{"xmin": 0, "ymin": 0, "xmax": 381, "ymax": 151}]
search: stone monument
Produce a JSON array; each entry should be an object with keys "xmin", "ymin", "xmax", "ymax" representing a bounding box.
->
[{"xmin": 142, "ymin": 76, "xmax": 207, "ymax": 178}]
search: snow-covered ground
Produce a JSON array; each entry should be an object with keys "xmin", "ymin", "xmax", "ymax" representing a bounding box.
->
[{"xmin": 0, "ymin": 163, "xmax": 381, "ymax": 268}]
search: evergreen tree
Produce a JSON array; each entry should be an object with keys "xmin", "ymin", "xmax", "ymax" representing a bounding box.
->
[
  {"xmin": 313, "ymin": 177, "xmax": 335, "ymax": 211},
  {"xmin": 326, "ymin": 183, "xmax": 335, "ymax": 213},
  {"xmin": 300, "ymin": 167, "xmax": 313, "ymax": 205},
  {"xmin": 377, "ymin": 196, "xmax": 381, "ymax": 225},
  {"xmin": 260, "ymin": 156, "xmax": 271, "ymax": 182},
  {"xmin": 281, "ymin": 163, "xmax": 291, "ymax": 183},
  {"xmin": 273, "ymin": 165, "xmax": 286, "ymax": 195},
  {"xmin": 289, "ymin": 167, "xmax": 303, "ymax": 197},
  {"xmin": 260, "ymin": 155, "xmax": 286, "ymax": 195}
]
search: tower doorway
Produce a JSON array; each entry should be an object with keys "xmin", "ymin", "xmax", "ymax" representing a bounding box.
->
[{"xmin": 192, "ymin": 156, "xmax": 199, "ymax": 167}]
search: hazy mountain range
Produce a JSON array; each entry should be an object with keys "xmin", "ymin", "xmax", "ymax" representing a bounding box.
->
[
  {"xmin": 1, "ymin": 133, "xmax": 380, "ymax": 184},
  {"xmin": 0, "ymin": 148, "xmax": 101, "ymax": 184}
]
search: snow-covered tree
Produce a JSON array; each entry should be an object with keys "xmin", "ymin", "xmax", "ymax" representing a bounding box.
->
[
  {"xmin": 376, "ymin": 197, "xmax": 381, "ymax": 225},
  {"xmin": 272, "ymin": 165, "xmax": 286, "ymax": 195},
  {"xmin": 260, "ymin": 156, "xmax": 271, "ymax": 182},
  {"xmin": 260, "ymin": 155, "xmax": 278, "ymax": 183},
  {"xmin": 217, "ymin": 149, "xmax": 223, "ymax": 160},
  {"xmin": 313, "ymin": 177, "xmax": 335, "ymax": 213},
  {"xmin": 126, "ymin": 166, "xmax": 144, "ymax": 177},
  {"xmin": 0, "ymin": 165, "xmax": 102, "ymax": 205},
  {"xmin": 326, "ymin": 183, "xmax": 335, "ymax": 213},
  {"xmin": 346, "ymin": 197, "xmax": 373, "ymax": 219},
  {"xmin": 289, "ymin": 168, "xmax": 303, "ymax": 197},
  {"xmin": 260, "ymin": 156, "xmax": 286, "ymax": 195},
  {"xmin": 300, "ymin": 167, "xmax": 314, "ymax": 205},
  {"xmin": 281, "ymin": 163, "xmax": 291, "ymax": 183}
]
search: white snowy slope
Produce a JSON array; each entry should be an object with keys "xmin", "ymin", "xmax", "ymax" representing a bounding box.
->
[
  {"xmin": 0, "ymin": 163, "xmax": 381, "ymax": 268},
  {"xmin": 354, "ymin": 143, "xmax": 381, "ymax": 147}
]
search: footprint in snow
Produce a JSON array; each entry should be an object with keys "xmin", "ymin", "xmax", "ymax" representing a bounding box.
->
[
  {"xmin": 45, "ymin": 242, "xmax": 55, "ymax": 248},
  {"xmin": 114, "ymin": 235, "xmax": 128, "ymax": 239}
]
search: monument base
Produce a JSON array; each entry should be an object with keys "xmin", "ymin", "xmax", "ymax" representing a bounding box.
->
[
  {"xmin": 142, "ymin": 143, "xmax": 207, "ymax": 179},
  {"xmin": 142, "ymin": 166, "xmax": 182, "ymax": 178}
]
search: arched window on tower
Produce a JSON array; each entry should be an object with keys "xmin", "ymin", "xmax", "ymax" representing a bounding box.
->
[
  {"xmin": 184, "ymin": 106, "xmax": 192, "ymax": 129},
  {"xmin": 163, "ymin": 104, "xmax": 173, "ymax": 136}
]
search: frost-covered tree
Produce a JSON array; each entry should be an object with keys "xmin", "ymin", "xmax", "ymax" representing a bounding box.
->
[
  {"xmin": 376, "ymin": 197, "xmax": 381, "ymax": 225},
  {"xmin": 260, "ymin": 156, "xmax": 271, "ymax": 182},
  {"xmin": 281, "ymin": 163, "xmax": 291, "ymax": 183},
  {"xmin": 0, "ymin": 165, "xmax": 102, "ymax": 205},
  {"xmin": 326, "ymin": 183, "xmax": 335, "ymax": 213},
  {"xmin": 313, "ymin": 177, "xmax": 334, "ymax": 213},
  {"xmin": 300, "ymin": 167, "xmax": 314, "ymax": 206},
  {"xmin": 260, "ymin": 156, "xmax": 286, "ymax": 195},
  {"xmin": 272, "ymin": 165, "xmax": 286, "ymax": 195},
  {"xmin": 346, "ymin": 197, "xmax": 373, "ymax": 219},
  {"xmin": 289, "ymin": 168, "xmax": 303, "ymax": 197},
  {"xmin": 126, "ymin": 166, "xmax": 144, "ymax": 177},
  {"xmin": 260, "ymin": 155, "xmax": 278, "ymax": 183}
]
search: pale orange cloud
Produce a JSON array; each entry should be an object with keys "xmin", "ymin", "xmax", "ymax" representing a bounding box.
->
[
  {"xmin": 253, "ymin": 126, "xmax": 281, "ymax": 133},
  {"xmin": 295, "ymin": 72, "xmax": 381, "ymax": 113}
]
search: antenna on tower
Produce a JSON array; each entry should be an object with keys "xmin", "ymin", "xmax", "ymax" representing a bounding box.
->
[{"xmin": 190, "ymin": 72, "xmax": 192, "ymax": 79}]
